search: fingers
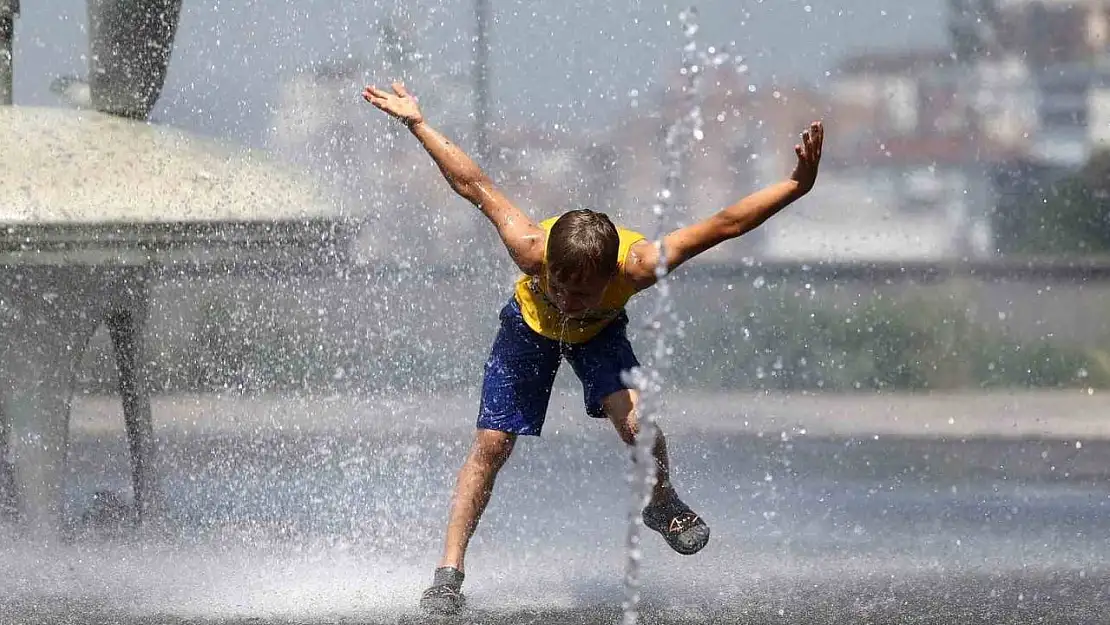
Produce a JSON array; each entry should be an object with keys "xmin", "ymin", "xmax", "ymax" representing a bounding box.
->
[
  {"xmin": 808, "ymin": 121, "xmax": 823, "ymax": 153},
  {"xmin": 362, "ymin": 83, "xmax": 412, "ymax": 100},
  {"xmin": 361, "ymin": 86, "xmax": 393, "ymax": 115},
  {"xmin": 362, "ymin": 85, "xmax": 389, "ymax": 102},
  {"xmin": 797, "ymin": 120, "xmax": 824, "ymax": 160},
  {"xmin": 797, "ymin": 130, "xmax": 813, "ymax": 160}
]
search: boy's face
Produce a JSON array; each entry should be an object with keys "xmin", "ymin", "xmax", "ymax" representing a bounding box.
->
[{"xmin": 546, "ymin": 269, "xmax": 612, "ymax": 318}]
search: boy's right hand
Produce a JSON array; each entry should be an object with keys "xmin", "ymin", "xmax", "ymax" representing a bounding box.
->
[
  {"xmin": 362, "ymin": 82, "xmax": 424, "ymax": 127},
  {"xmin": 790, "ymin": 121, "xmax": 823, "ymax": 193}
]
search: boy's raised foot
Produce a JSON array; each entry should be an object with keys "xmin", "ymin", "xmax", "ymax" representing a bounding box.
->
[
  {"xmin": 643, "ymin": 493, "xmax": 710, "ymax": 555},
  {"xmin": 419, "ymin": 566, "xmax": 466, "ymax": 616}
]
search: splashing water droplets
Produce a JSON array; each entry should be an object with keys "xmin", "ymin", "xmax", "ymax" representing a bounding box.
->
[{"xmin": 619, "ymin": 6, "xmax": 720, "ymax": 624}]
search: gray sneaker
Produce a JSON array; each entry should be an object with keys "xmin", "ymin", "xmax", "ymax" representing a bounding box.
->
[
  {"xmin": 419, "ymin": 566, "xmax": 466, "ymax": 615},
  {"xmin": 643, "ymin": 494, "xmax": 710, "ymax": 555}
]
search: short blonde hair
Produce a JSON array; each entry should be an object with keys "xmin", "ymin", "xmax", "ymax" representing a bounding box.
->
[{"xmin": 547, "ymin": 209, "xmax": 619, "ymax": 281}]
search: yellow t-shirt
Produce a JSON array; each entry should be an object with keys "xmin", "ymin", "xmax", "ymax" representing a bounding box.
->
[{"xmin": 513, "ymin": 216, "xmax": 647, "ymax": 343}]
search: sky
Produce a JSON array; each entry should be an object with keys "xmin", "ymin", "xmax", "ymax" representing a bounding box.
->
[{"xmin": 10, "ymin": 0, "xmax": 949, "ymax": 147}]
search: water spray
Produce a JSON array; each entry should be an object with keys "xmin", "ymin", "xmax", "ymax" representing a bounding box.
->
[{"xmin": 618, "ymin": 7, "xmax": 731, "ymax": 624}]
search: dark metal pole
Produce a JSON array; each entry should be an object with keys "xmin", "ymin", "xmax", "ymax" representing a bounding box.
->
[
  {"xmin": 474, "ymin": 0, "xmax": 491, "ymax": 168},
  {"xmin": 0, "ymin": 0, "xmax": 17, "ymax": 105}
]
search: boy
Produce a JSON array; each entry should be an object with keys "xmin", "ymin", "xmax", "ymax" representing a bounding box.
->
[{"xmin": 361, "ymin": 82, "xmax": 824, "ymax": 616}]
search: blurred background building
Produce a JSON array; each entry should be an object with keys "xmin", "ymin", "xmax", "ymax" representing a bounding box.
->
[
  {"xmin": 10, "ymin": 0, "xmax": 1110, "ymax": 396},
  {"xmin": 261, "ymin": 0, "xmax": 1110, "ymax": 265}
]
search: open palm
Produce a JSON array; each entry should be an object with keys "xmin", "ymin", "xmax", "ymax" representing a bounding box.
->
[
  {"xmin": 791, "ymin": 121, "xmax": 824, "ymax": 192},
  {"xmin": 362, "ymin": 82, "xmax": 424, "ymax": 126}
]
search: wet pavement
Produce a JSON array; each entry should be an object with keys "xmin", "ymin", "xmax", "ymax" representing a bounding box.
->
[{"xmin": 1, "ymin": 392, "xmax": 1108, "ymax": 624}]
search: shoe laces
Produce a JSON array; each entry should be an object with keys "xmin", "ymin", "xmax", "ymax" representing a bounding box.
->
[{"xmin": 667, "ymin": 510, "xmax": 701, "ymax": 535}]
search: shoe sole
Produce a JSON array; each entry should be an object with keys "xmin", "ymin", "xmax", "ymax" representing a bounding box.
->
[
  {"xmin": 669, "ymin": 524, "xmax": 710, "ymax": 555},
  {"xmin": 419, "ymin": 592, "xmax": 466, "ymax": 616},
  {"xmin": 419, "ymin": 602, "xmax": 464, "ymax": 616}
]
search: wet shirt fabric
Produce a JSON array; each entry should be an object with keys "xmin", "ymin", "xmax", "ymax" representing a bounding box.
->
[{"xmin": 512, "ymin": 216, "xmax": 647, "ymax": 344}]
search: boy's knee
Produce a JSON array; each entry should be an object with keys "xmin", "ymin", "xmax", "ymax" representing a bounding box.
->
[
  {"xmin": 601, "ymin": 389, "xmax": 638, "ymax": 434},
  {"xmin": 469, "ymin": 429, "xmax": 516, "ymax": 469},
  {"xmin": 601, "ymin": 388, "xmax": 638, "ymax": 416}
]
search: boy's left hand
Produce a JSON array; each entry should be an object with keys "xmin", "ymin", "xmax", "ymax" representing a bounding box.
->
[
  {"xmin": 362, "ymin": 82, "xmax": 424, "ymax": 127},
  {"xmin": 791, "ymin": 121, "xmax": 824, "ymax": 193}
]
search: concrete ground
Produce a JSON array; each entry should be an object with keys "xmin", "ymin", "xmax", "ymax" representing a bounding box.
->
[{"xmin": 0, "ymin": 390, "xmax": 1106, "ymax": 624}]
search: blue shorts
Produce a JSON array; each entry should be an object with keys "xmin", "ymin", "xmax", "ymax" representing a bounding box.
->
[{"xmin": 476, "ymin": 297, "xmax": 641, "ymax": 436}]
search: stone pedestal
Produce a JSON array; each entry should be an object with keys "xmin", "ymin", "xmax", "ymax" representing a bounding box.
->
[
  {"xmin": 0, "ymin": 266, "xmax": 158, "ymax": 540},
  {"xmin": 0, "ymin": 105, "xmax": 356, "ymax": 541}
]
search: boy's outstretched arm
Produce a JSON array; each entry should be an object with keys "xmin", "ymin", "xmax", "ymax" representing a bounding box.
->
[
  {"xmin": 362, "ymin": 82, "xmax": 545, "ymax": 275},
  {"xmin": 625, "ymin": 121, "xmax": 824, "ymax": 290}
]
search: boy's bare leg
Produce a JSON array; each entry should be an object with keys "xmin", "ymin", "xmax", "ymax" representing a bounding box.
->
[
  {"xmin": 602, "ymin": 388, "xmax": 673, "ymax": 501},
  {"xmin": 439, "ymin": 428, "xmax": 517, "ymax": 571},
  {"xmin": 602, "ymin": 388, "xmax": 710, "ymax": 555},
  {"xmin": 421, "ymin": 428, "xmax": 515, "ymax": 615}
]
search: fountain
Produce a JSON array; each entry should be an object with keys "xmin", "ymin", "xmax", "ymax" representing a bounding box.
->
[
  {"xmin": 0, "ymin": 1, "xmax": 355, "ymax": 541},
  {"xmin": 620, "ymin": 8, "xmax": 736, "ymax": 623}
]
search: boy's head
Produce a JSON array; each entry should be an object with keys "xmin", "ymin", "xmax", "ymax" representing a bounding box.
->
[{"xmin": 545, "ymin": 209, "xmax": 619, "ymax": 316}]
